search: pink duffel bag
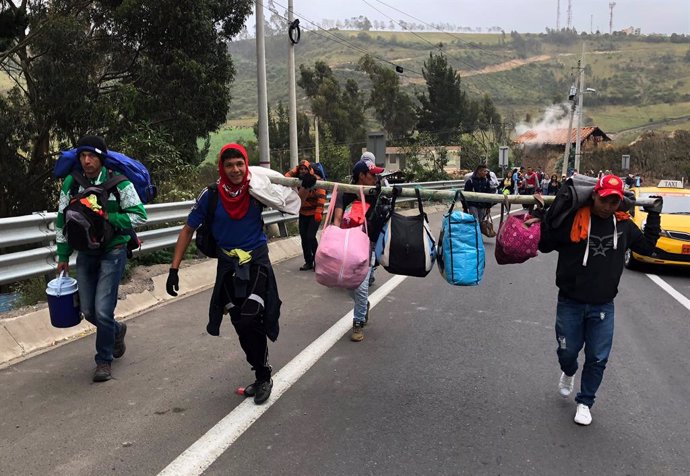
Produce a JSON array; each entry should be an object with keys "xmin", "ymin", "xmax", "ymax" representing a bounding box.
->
[
  {"xmin": 495, "ymin": 202, "xmax": 541, "ymax": 265},
  {"xmin": 315, "ymin": 184, "xmax": 371, "ymax": 289}
]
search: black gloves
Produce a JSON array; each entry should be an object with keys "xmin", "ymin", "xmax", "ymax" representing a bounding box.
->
[
  {"xmin": 642, "ymin": 195, "xmax": 663, "ymax": 214},
  {"xmin": 166, "ymin": 268, "xmax": 179, "ymax": 296},
  {"xmin": 300, "ymin": 173, "xmax": 317, "ymax": 188}
]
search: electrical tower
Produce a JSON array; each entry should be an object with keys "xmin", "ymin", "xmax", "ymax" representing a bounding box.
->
[
  {"xmin": 556, "ymin": 0, "xmax": 560, "ymax": 30},
  {"xmin": 567, "ymin": 0, "xmax": 573, "ymax": 30},
  {"xmin": 609, "ymin": 2, "xmax": 616, "ymax": 34}
]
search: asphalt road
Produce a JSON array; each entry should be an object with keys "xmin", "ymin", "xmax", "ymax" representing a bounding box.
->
[{"xmin": 1, "ymin": 211, "xmax": 688, "ymax": 476}]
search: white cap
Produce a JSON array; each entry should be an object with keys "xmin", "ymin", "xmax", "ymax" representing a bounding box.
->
[{"xmin": 360, "ymin": 151, "xmax": 376, "ymax": 164}]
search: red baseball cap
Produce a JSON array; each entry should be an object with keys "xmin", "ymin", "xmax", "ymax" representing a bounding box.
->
[{"xmin": 594, "ymin": 174, "xmax": 624, "ymax": 199}]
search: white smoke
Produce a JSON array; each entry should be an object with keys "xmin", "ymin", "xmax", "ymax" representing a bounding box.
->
[{"xmin": 514, "ymin": 104, "xmax": 572, "ymax": 138}]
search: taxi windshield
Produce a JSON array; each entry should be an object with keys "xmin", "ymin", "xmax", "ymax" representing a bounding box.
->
[{"xmin": 640, "ymin": 192, "xmax": 690, "ymax": 214}]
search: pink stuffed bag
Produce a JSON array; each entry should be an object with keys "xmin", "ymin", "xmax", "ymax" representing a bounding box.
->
[
  {"xmin": 495, "ymin": 199, "xmax": 541, "ymax": 265},
  {"xmin": 315, "ymin": 184, "xmax": 371, "ymax": 289}
]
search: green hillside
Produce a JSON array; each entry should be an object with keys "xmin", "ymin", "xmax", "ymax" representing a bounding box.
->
[{"xmin": 227, "ymin": 31, "xmax": 690, "ymax": 141}]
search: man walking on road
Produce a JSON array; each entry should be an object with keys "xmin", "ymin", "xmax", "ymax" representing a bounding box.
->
[
  {"xmin": 165, "ymin": 143, "xmax": 298, "ymax": 404},
  {"xmin": 285, "ymin": 160, "xmax": 326, "ymax": 271},
  {"xmin": 55, "ymin": 135, "xmax": 147, "ymax": 382},
  {"xmin": 536, "ymin": 175, "xmax": 662, "ymax": 425},
  {"xmin": 332, "ymin": 158, "xmax": 385, "ymax": 342}
]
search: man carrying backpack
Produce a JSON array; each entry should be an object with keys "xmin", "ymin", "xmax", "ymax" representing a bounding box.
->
[
  {"xmin": 55, "ymin": 136, "xmax": 147, "ymax": 382},
  {"xmin": 284, "ymin": 160, "xmax": 326, "ymax": 271},
  {"xmin": 165, "ymin": 143, "xmax": 303, "ymax": 405},
  {"xmin": 535, "ymin": 175, "xmax": 662, "ymax": 425}
]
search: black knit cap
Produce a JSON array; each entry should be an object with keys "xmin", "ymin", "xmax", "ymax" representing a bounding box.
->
[{"xmin": 76, "ymin": 135, "xmax": 108, "ymax": 159}]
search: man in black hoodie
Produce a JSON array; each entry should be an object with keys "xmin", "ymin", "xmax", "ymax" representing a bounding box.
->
[{"xmin": 537, "ymin": 175, "xmax": 662, "ymax": 426}]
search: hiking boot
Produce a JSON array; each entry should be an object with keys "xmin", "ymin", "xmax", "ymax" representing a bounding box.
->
[
  {"xmin": 558, "ymin": 372, "xmax": 574, "ymax": 398},
  {"xmin": 254, "ymin": 379, "xmax": 273, "ymax": 404},
  {"xmin": 113, "ymin": 322, "xmax": 127, "ymax": 359},
  {"xmin": 574, "ymin": 403, "xmax": 592, "ymax": 425},
  {"xmin": 299, "ymin": 263, "xmax": 314, "ymax": 271},
  {"xmin": 351, "ymin": 320, "xmax": 364, "ymax": 342},
  {"xmin": 363, "ymin": 301, "xmax": 370, "ymax": 326},
  {"xmin": 93, "ymin": 362, "xmax": 112, "ymax": 382}
]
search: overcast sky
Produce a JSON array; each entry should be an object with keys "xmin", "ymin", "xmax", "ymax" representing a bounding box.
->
[{"xmin": 257, "ymin": 0, "xmax": 688, "ymax": 35}]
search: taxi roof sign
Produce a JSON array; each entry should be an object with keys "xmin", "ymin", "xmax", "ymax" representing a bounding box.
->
[{"xmin": 657, "ymin": 179, "xmax": 684, "ymax": 188}]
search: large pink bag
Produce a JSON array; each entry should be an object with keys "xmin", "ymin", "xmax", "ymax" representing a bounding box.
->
[
  {"xmin": 315, "ymin": 185, "xmax": 371, "ymax": 289},
  {"xmin": 495, "ymin": 206, "xmax": 541, "ymax": 265}
]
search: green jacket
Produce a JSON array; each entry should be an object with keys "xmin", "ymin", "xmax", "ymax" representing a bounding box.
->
[{"xmin": 55, "ymin": 167, "xmax": 148, "ymax": 262}]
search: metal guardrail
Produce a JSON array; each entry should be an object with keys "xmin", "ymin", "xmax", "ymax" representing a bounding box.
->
[{"xmin": 0, "ymin": 180, "xmax": 464, "ymax": 286}]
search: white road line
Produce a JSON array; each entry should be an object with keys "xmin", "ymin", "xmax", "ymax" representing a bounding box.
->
[
  {"xmin": 645, "ymin": 274, "xmax": 690, "ymax": 311},
  {"xmin": 158, "ymin": 274, "xmax": 408, "ymax": 476}
]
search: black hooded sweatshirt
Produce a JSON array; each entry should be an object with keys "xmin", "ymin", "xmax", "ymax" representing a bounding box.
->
[{"xmin": 539, "ymin": 208, "xmax": 660, "ymax": 304}]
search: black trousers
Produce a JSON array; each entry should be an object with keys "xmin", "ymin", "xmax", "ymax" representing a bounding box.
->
[
  {"xmin": 298, "ymin": 214, "xmax": 319, "ymax": 266},
  {"xmin": 225, "ymin": 264, "xmax": 272, "ymax": 382}
]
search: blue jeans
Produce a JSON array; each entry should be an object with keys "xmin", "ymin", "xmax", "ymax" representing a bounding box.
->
[
  {"xmin": 350, "ymin": 266, "xmax": 373, "ymax": 324},
  {"xmin": 555, "ymin": 296, "xmax": 615, "ymax": 408},
  {"xmin": 77, "ymin": 247, "xmax": 127, "ymax": 364}
]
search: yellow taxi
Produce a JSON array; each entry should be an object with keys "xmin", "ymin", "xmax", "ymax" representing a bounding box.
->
[{"xmin": 626, "ymin": 179, "xmax": 690, "ymax": 268}]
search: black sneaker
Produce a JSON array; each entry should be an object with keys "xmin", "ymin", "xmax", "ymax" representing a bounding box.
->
[
  {"xmin": 299, "ymin": 263, "xmax": 314, "ymax": 271},
  {"xmin": 369, "ymin": 275, "xmax": 375, "ymax": 286},
  {"xmin": 243, "ymin": 381, "xmax": 257, "ymax": 397},
  {"xmin": 93, "ymin": 362, "xmax": 112, "ymax": 382},
  {"xmin": 254, "ymin": 379, "xmax": 273, "ymax": 404},
  {"xmin": 113, "ymin": 323, "xmax": 127, "ymax": 359}
]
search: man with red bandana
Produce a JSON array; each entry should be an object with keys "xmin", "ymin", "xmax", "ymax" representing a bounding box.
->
[
  {"xmin": 165, "ymin": 143, "xmax": 283, "ymax": 404},
  {"xmin": 537, "ymin": 175, "xmax": 662, "ymax": 425}
]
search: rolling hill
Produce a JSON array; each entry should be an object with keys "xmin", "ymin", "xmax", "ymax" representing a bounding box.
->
[{"xmin": 226, "ymin": 30, "xmax": 690, "ymax": 141}]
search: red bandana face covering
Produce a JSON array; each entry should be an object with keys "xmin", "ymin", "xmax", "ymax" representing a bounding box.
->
[{"xmin": 217, "ymin": 143, "xmax": 251, "ymax": 220}]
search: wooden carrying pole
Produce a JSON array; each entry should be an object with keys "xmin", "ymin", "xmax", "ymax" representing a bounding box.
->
[{"xmin": 267, "ymin": 176, "xmax": 661, "ymax": 208}]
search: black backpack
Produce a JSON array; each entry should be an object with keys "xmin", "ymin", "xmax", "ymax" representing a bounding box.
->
[
  {"xmin": 64, "ymin": 172, "xmax": 127, "ymax": 252},
  {"xmin": 195, "ymin": 184, "xmax": 219, "ymax": 258}
]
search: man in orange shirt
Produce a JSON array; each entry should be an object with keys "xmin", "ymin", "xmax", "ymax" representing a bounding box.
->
[{"xmin": 285, "ymin": 160, "xmax": 326, "ymax": 270}]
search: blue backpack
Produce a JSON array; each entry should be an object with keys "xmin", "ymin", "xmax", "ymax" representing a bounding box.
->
[
  {"xmin": 312, "ymin": 162, "xmax": 327, "ymax": 180},
  {"xmin": 54, "ymin": 148, "xmax": 157, "ymax": 204},
  {"xmin": 436, "ymin": 190, "xmax": 485, "ymax": 286}
]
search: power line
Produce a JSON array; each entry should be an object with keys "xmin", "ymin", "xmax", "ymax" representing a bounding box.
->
[
  {"xmin": 370, "ymin": 0, "xmax": 509, "ymax": 62},
  {"xmin": 360, "ymin": 0, "xmax": 511, "ymax": 96},
  {"xmin": 265, "ymin": 0, "xmax": 424, "ymax": 77}
]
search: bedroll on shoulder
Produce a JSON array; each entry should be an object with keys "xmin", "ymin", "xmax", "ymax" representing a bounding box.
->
[{"xmin": 54, "ymin": 148, "xmax": 157, "ymax": 204}]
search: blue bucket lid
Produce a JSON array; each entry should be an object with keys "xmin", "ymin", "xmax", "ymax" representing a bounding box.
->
[{"xmin": 46, "ymin": 271, "xmax": 78, "ymax": 297}]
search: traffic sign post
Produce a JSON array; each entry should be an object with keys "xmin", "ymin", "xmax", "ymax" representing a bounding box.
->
[{"xmin": 498, "ymin": 146, "xmax": 509, "ymax": 180}]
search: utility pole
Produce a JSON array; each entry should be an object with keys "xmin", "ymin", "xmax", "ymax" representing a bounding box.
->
[
  {"xmin": 567, "ymin": 0, "xmax": 573, "ymax": 30},
  {"xmin": 287, "ymin": 0, "xmax": 298, "ymax": 168},
  {"xmin": 256, "ymin": 0, "xmax": 270, "ymax": 168},
  {"xmin": 314, "ymin": 116, "xmax": 320, "ymax": 163},
  {"xmin": 556, "ymin": 0, "xmax": 560, "ymax": 30},
  {"xmin": 609, "ymin": 2, "xmax": 616, "ymax": 34},
  {"xmin": 561, "ymin": 60, "xmax": 580, "ymax": 178},
  {"xmin": 574, "ymin": 44, "xmax": 586, "ymax": 173}
]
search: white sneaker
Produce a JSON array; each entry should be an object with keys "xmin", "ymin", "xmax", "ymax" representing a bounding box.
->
[
  {"xmin": 574, "ymin": 403, "xmax": 592, "ymax": 425},
  {"xmin": 558, "ymin": 372, "xmax": 574, "ymax": 397}
]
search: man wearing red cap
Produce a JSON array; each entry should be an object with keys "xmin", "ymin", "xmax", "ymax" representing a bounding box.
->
[
  {"xmin": 537, "ymin": 175, "xmax": 662, "ymax": 425},
  {"xmin": 166, "ymin": 144, "xmax": 300, "ymax": 405},
  {"xmin": 332, "ymin": 159, "xmax": 385, "ymax": 342}
]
